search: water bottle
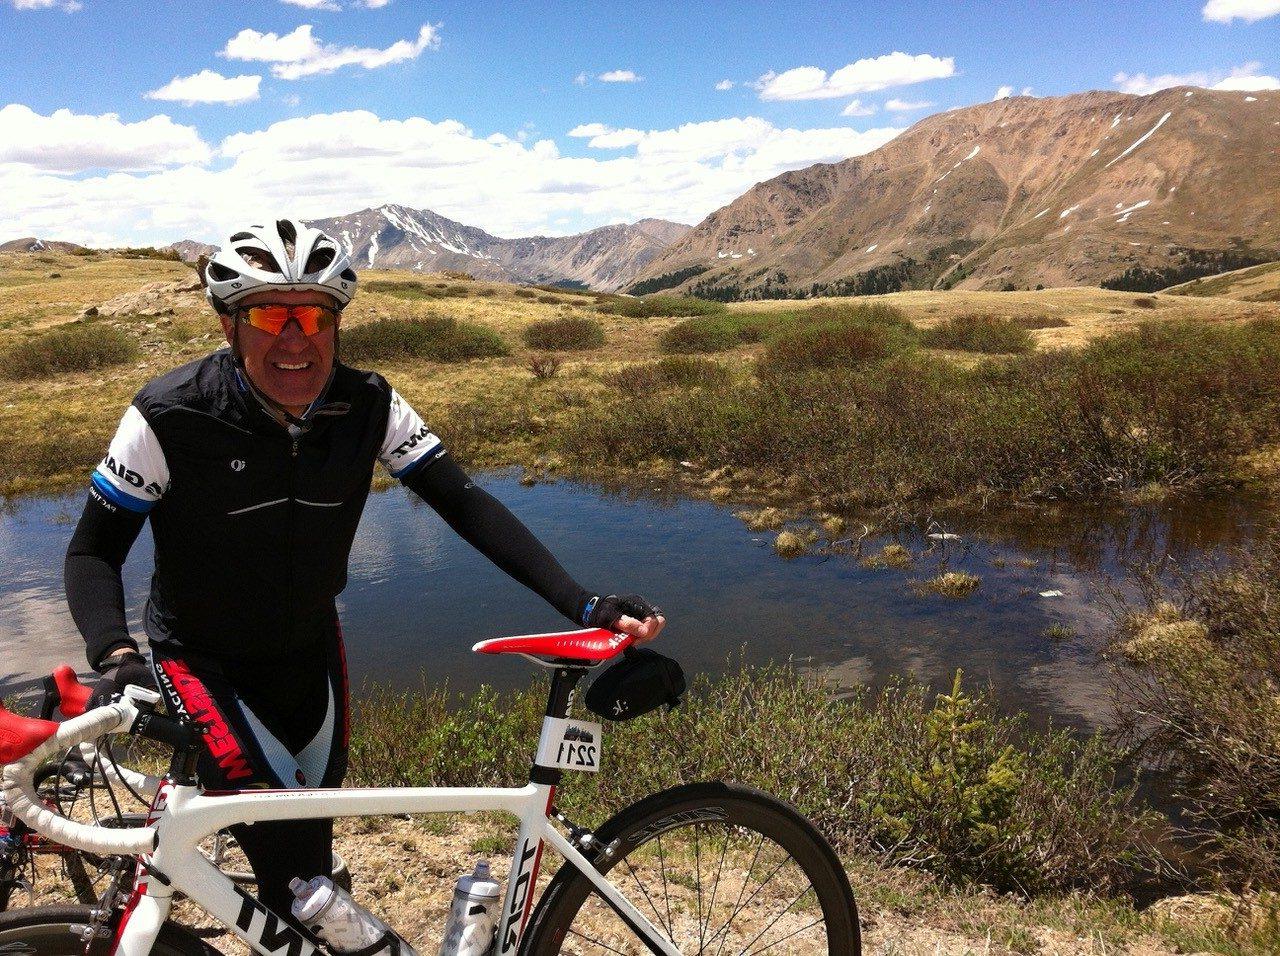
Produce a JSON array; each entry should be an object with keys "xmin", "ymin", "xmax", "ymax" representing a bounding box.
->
[
  {"xmin": 290, "ymin": 875, "xmax": 419, "ymax": 955},
  {"xmin": 438, "ymin": 860, "xmax": 502, "ymax": 956}
]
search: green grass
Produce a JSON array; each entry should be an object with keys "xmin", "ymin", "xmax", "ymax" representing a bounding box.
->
[
  {"xmin": 758, "ymin": 303, "xmax": 916, "ymax": 376},
  {"xmin": 364, "ymin": 280, "xmax": 467, "ymax": 300},
  {"xmin": 349, "ymin": 665, "xmax": 1154, "ymax": 896},
  {"xmin": 521, "ymin": 316, "xmax": 606, "ymax": 351},
  {"xmin": 562, "ymin": 319, "xmax": 1280, "ymax": 513},
  {"xmin": 0, "ymin": 322, "xmax": 139, "ymax": 380},
  {"xmin": 922, "ymin": 313, "xmax": 1035, "ymax": 353},
  {"xmin": 616, "ymin": 356, "xmax": 731, "ymax": 394},
  {"xmin": 595, "ymin": 295, "xmax": 727, "ymax": 319},
  {"xmin": 342, "ymin": 315, "xmax": 509, "ymax": 364}
]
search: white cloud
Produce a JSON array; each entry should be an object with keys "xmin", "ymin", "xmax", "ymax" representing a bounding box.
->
[
  {"xmin": 885, "ymin": 98, "xmax": 932, "ymax": 111},
  {"xmin": 9, "ymin": 0, "xmax": 81, "ymax": 11},
  {"xmin": 145, "ymin": 70, "xmax": 262, "ymax": 106},
  {"xmin": 0, "ymin": 104, "xmax": 211, "ymax": 173},
  {"xmin": 1202, "ymin": 0, "xmax": 1280, "ymax": 22},
  {"xmin": 598, "ymin": 69, "xmax": 640, "ymax": 83},
  {"xmin": 566, "ymin": 125, "xmax": 646, "ymax": 149},
  {"xmin": 840, "ymin": 99, "xmax": 876, "ymax": 117},
  {"xmin": 755, "ymin": 52, "xmax": 955, "ymax": 101},
  {"xmin": 573, "ymin": 72, "xmax": 588, "ymax": 85},
  {"xmin": 0, "ymin": 106, "xmax": 903, "ymax": 246},
  {"xmin": 362, "ymin": 0, "xmax": 393, "ymax": 6},
  {"xmin": 222, "ymin": 23, "xmax": 440, "ymax": 80},
  {"xmin": 715, "ymin": 79, "xmax": 735, "ymax": 91},
  {"xmin": 282, "ymin": 0, "xmax": 340, "ymax": 9},
  {"xmin": 993, "ymin": 85, "xmax": 1014, "ymax": 100},
  {"xmin": 1113, "ymin": 61, "xmax": 1280, "ymax": 93}
]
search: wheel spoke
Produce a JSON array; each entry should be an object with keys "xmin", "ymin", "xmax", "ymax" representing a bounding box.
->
[
  {"xmin": 705, "ymin": 852, "xmax": 793, "ymax": 954},
  {"xmin": 567, "ymin": 926, "xmax": 633, "ymax": 955},
  {"xmin": 742, "ymin": 916, "xmax": 824, "ymax": 956},
  {"xmin": 693, "ymin": 822, "xmax": 705, "ymax": 953},
  {"xmin": 622, "ymin": 854, "xmax": 673, "ymax": 939},
  {"xmin": 734, "ymin": 881, "xmax": 813, "ymax": 956},
  {"xmin": 712, "ymin": 833, "xmax": 765, "ymax": 956},
  {"xmin": 656, "ymin": 832, "xmax": 673, "ymax": 938}
]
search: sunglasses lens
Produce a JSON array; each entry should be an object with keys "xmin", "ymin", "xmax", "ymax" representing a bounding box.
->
[
  {"xmin": 242, "ymin": 305, "xmax": 290, "ymax": 334},
  {"xmin": 240, "ymin": 305, "xmax": 336, "ymax": 336},
  {"xmin": 291, "ymin": 305, "xmax": 335, "ymax": 336}
]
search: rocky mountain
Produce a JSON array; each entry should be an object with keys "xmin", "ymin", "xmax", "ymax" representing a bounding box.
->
[
  {"xmin": 0, "ymin": 237, "xmax": 87, "ymax": 254},
  {"xmin": 303, "ymin": 205, "xmax": 689, "ymax": 291},
  {"xmin": 629, "ymin": 87, "xmax": 1280, "ymax": 297},
  {"xmin": 165, "ymin": 239, "xmax": 216, "ymax": 262}
]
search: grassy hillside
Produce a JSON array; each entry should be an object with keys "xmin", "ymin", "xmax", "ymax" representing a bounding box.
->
[
  {"xmin": 1164, "ymin": 260, "xmax": 1280, "ymax": 302},
  {"xmin": 1, "ymin": 250, "xmax": 1277, "ymax": 509}
]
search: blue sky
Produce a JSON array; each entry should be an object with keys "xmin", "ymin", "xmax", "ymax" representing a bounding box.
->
[{"xmin": 2, "ymin": 0, "xmax": 1278, "ymax": 244}]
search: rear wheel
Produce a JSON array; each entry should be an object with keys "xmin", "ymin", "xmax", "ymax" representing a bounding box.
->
[
  {"xmin": 521, "ymin": 782, "xmax": 860, "ymax": 955},
  {"xmin": 0, "ymin": 904, "xmax": 218, "ymax": 954}
]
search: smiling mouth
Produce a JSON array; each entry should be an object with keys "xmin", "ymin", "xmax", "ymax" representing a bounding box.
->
[{"xmin": 272, "ymin": 361, "xmax": 312, "ymax": 371}]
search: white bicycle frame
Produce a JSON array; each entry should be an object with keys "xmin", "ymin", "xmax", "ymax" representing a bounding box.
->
[{"xmin": 3, "ymin": 673, "xmax": 682, "ymax": 956}]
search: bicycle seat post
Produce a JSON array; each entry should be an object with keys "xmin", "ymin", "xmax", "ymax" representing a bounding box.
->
[{"xmin": 530, "ymin": 666, "xmax": 587, "ymax": 787}]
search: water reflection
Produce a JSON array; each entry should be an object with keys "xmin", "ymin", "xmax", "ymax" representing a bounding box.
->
[{"xmin": 0, "ymin": 478, "xmax": 1267, "ymax": 734}]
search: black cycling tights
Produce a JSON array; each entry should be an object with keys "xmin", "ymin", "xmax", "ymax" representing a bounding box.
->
[{"xmin": 150, "ymin": 616, "xmax": 349, "ymax": 917}]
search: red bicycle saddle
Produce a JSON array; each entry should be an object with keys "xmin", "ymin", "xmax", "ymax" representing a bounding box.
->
[
  {"xmin": 472, "ymin": 627, "xmax": 634, "ymax": 664},
  {"xmin": 0, "ymin": 704, "xmax": 58, "ymax": 764}
]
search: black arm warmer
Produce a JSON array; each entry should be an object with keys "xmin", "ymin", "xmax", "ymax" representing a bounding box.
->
[
  {"xmin": 65, "ymin": 492, "xmax": 146, "ymax": 670},
  {"xmin": 403, "ymin": 454, "xmax": 591, "ymax": 624}
]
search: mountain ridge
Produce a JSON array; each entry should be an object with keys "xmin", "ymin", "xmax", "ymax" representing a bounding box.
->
[{"xmin": 628, "ymin": 86, "xmax": 1280, "ymax": 297}]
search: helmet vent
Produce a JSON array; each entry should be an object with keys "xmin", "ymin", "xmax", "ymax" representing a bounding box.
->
[
  {"xmin": 304, "ymin": 246, "xmax": 336, "ymax": 273},
  {"xmin": 239, "ymin": 248, "xmax": 283, "ymax": 274},
  {"xmin": 340, "ymin": 268, "xmax": 357, "ymax": 283},
  {"xmin": 229, "ymin": 232, "xmax": 256, "ymax": 243},
  {"xmin": 276, "ymin": 220, "xmax": 298, "ymax": 260},
  {"xmin": 207, "ymin": 262, "xmax": 240, "ymax": 282}
]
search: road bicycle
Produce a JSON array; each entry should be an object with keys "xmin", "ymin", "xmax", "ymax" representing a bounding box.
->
[
  {"xmin": 0, "ymin": 627, "xmax": 860, "ymax": 954},
  {"xmin": 0, "ymin": 667, "xmax": 347, "ymax": 914}
]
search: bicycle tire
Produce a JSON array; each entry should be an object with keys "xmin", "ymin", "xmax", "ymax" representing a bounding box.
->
[
  {"xmin": 521, "ymin": 781, "xmax": 860, "ymax": 955},
  {"xmin": 0, "ymin": 904, "xmax": 219, "ymax": 954}
]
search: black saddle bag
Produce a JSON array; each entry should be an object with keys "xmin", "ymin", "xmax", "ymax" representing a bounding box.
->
[{"xmin": 585, "ymin": 647, "xmax": 686, "ymax": 721}]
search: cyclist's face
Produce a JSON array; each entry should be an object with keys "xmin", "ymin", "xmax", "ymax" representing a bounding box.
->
[{"xmin": 220, "ymin": 289, "xmax": 339, "ymax": 414}]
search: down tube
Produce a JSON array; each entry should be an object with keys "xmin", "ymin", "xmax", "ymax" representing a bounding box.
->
[{"xmin": 496, "ymin": 783, "xmax": 555, "ymax": 954}]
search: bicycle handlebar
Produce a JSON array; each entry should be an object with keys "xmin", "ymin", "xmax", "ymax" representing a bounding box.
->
[{"xmin": 2, "ymin": 700, "xmax": 158, "ymax": 856}]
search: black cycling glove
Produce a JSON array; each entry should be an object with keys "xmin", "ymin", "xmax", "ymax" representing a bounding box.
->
[
  {"xmin": 90, "ymin": 651, "xmax": 157, "ymax": 707},
  {"xmin": 581, "ymin": 594, "xmax": 663, "ymax": 630}
]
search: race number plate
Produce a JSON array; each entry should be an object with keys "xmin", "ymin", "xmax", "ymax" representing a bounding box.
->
[{"xmin": 536, "ymin": 717, "xmax": 603, "ymax": 773}]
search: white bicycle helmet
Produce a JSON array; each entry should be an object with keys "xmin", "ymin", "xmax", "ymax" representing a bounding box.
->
[{"xmin": 204, "ymin": 218, "xmax": 357, "ymax": 314}]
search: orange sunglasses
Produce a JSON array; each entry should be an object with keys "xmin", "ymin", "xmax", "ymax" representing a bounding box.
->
[{"xmin": 234, "ymin": 303, "xmax": 339, "ymax": 336}]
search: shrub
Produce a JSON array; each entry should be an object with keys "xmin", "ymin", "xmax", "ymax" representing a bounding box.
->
[
  {"xmin": 342, "ymin": 316, "xmax": 508, "ymax": 364},
  {"xmin": 512, "ymin": 288, "xmax": 537, "ymax": 299},
  {"xmin": 534, "ymin": 294, "xmax": 560, "ymax": 304},
  {"xmin": 0, "ymin": 322, "xmax": 138, "ymax": 380},
  {"xmin": 349, "ymin": 665, "xmax": 1154, "ymax": 895},
  {"xmin": 1015, "ymin": 315, "xmax": 1069, "ymax": 330},
  {"xmin": 1132, "ymin": 296, "xmax": 1159, "ymax": 308},
  {"xmin": 616, "ymin": 356, "xmax": 730, "ymax": 394},
  {"xmin": 560, "ymin": 319, "xmax": 1280, "ymax": 512},
  {"xmin": 366, "ymin": 280, "xmax": 465, "ymax": 299},
  {"xmin": 596, "ymin": 295, "xmax": 726, "ymax": 319},
  {"xmin": 758, "ymin": 306, "xmax": 916, "ymax": 377},
  {"xmin": 521, "ymin": 316, "xmax": 605, "ymax": 351},
  {"xmin": 527, "ymin": 355, "xmax": 562, "ymax": 379},
  {"xmin": 922, "ymin": 314, "xmax": 1034, "ymax": 353},
  {"xmin": 658, "ymin": 314, "xmax": 773, "ymax": 354},
  {"xmin": 1112, "ymin": 535, "xmax": 1280, "ymax": 886}
]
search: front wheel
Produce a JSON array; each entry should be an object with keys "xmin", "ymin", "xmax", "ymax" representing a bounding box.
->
[
  {"xmin": 521, "ymin": 782, "xmax": 860, "ymax": 955},
  {"xmin": 0, "ymin": 904, "xmax": 219, "ymax": 954}
]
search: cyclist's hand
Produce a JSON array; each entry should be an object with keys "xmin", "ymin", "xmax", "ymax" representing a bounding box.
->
[
  {"xmin": 90, "ymin": 651, "xmax": 157, "ymax": 707},
  {"xmin": 583, "ymin": 594, "xmax": 667, "ymax": 644}
]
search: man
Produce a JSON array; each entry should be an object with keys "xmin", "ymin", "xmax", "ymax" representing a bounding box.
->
[{"xmin": 64, "ymin": 218, "xmax": 664, "ymax": 914}]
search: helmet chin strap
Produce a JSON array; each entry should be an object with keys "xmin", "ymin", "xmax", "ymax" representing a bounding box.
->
[{"xmin": 231, "ymin": 320, "xmax": 349, "ymax": 438}]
